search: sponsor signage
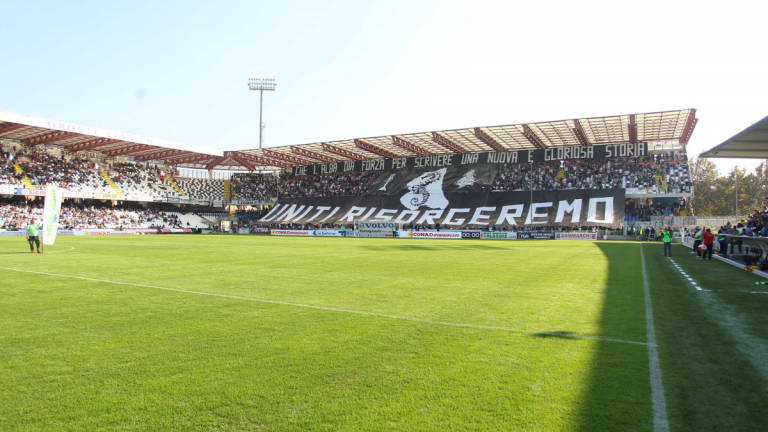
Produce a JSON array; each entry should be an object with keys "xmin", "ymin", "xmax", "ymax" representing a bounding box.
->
[
  {"xmin": 407, "ymin": 231, "xmax": 462, "ymax": 239},
  {"xmin": 356, "ymin": 221, "xmax": 396, "ymax": 238},
  {"xmin": 313, "ymin": 229, "xmax": 343, "ymax": 237},
  {"xmin": 133, "ymin": 228, "xmax": 160, "ymax": 234},
  {"xmin": 93, "ymin": 192, "xmax": 124, "ymax": 200},
  {"xmin": 84, "ymin": 230, "xmax": 137, "ymax": 236},
  {"xmin": 481, "ymin": 232, "xmax": 515, "ymax": 240},
  {"xmin": 15, "ymin": 188, "xmax": 46, "ymax": 197},
  {"xmin": 517, "ymin": 231, "xmax": 556, "ymax": 240},
  {"xmin": 159, "ymin": 228, "xmax": 192, "ymax": 234},
  {"xmin": 271, "ymin": 229, "xmax": 313, "ymax": 236},
  {"xmin": 555, "ymin": 232, "xmax": 598, "ymax": 240}
]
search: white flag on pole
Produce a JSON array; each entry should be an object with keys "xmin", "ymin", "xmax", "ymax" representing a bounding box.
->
[{"xmin": 42, "ymin": 185, "xmax": 63, "ymax": 246}]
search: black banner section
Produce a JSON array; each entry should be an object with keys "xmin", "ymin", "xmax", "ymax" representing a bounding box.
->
[
  {"xmin": 259, "ymin": 188, "xmax": 625, "ymax": 228},
  {"xmin": 293, "ymin": 143, "xmax": 648, "ymax": 175}
]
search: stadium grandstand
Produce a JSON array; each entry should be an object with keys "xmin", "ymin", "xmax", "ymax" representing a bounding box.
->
[
  {"xmin": 697, "ymin": 115, "xmax": 768, "ymax": 271},
  {"xmin": 1, "ymin": 108, "xmax": 697, "ymax": 234}
]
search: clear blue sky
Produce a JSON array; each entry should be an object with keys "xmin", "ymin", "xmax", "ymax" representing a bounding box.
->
[{"xmin": 1, "ymin": 0, "xmax": 766, "ymax": 175}]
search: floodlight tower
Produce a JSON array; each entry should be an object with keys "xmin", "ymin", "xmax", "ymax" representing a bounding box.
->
[{"xmin": 248, "ymin": 78, "xmax": 277, "ymax": 149}]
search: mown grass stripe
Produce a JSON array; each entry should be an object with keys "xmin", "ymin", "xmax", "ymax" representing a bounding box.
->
[{"xmin": 0, "ymin": 265, "xmax": 647, "ymax": 346}]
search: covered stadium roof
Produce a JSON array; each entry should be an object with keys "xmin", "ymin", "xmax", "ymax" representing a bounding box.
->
[
  {"xmin": 700, "ymin": 115, "xmax": 768, "ymax": 159},
  {"xmin": 0, "ymin": 108, "xmax": 698, "ymax": 172},
  {"xmin": 0, "ymin": 110, "xmax": 224, "ymax": 169},
  {"xmin": 228, "ymin": 108, "xmax": 697, "ymax": 171}
]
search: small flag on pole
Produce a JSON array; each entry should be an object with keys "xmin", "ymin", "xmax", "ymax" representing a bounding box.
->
[{"xmin": 42, "ymin": 185, "xmax": 63, "ymax": 246}]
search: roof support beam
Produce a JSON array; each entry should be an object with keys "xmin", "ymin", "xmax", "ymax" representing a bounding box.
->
[
  {"xmin": 522, "ymin": 125, "xmax": 546, "ymax": 149},
  {"xmin": 679, "ymin": 109, "xmax": 698, "ymax": 146},
  {"xmin": 431, "ymin": 132, "xmax": 467, "ymax": 153},
  {"xmin": 133, "ymin": 149, "xmax": 187, "ymax": 161},
  {"xmin": 321, "ymin": 143, "xmax": 365, "ymax": 160},
  {"xmin": 572, "ymin": 120, "xmax": 590, "ymax": 146},
  {"xmin": 230, "ymin": 151, "xmax": 293, "ymax": 170},
  {"xmin": 229, "ymin": 154, "xmax": 256, "ymax": 171},
  {"xmin": 62, "ymin": 138, "xmax": 123, "ymax": 152},
  {"xmin": 23, "ymin": 131, "xmax": 79, "ymax": 146},
  {"xmin": 206, "ymin": 156, "xmax": 227, "ymax": 171},
  {"xmin": 392, "ymin": 136, "xmax": 432, "ymax": 156},
  {"xmin": 354, "ymin": 139, "xmax": 399, "ymax": 159},
  {"xmin": 0, "ymin": 123, "xmax": 27, "ymax": 136},
  {"xmin": 473, "ymin": 128, "xmax": 505, "ymax": 152},
  {"xmin": 164, "ymin": 154, "xmax": 219, "ymax": 166},
  {"xmin": 106, "ymin": 144, "xmax": 152, "ymax": 157},
  {"xmin": 628, "ymin": 115, "xmax": 638, "ymax": 143},
  {"xmin": 263, "ymin": 149, "xmax": 311, "ymax": 165},
  {"xmin": 290, "ymin": 146, "xmax": 339, "ymax": 163}
]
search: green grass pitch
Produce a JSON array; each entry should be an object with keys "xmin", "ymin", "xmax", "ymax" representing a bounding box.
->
[{"xmin": 1, "ymin": 236, "xmax": 766, "ymax": 431}]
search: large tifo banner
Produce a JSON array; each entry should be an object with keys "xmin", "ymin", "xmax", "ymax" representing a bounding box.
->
[
  {"xmin": 42, "ymin": 185, "xmax": 63, "ymax": 245},
  {"xmin": 260, "ymin": 171, "xmax": 625, "ymax": 229},
  {"xmin": 292, "ymin": 143, "xmax": 648, "ymax": 176}
]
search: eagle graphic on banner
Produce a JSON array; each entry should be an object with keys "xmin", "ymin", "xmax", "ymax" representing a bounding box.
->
[{"xmin": 400, "ymin": 168, "xmax": 449, "ymax": 210}]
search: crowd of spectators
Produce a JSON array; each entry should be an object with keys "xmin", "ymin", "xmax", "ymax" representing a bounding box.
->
[
  {"xmin": 708, "ymin": 205, "xmax": 768, "ymax": 240},
  {"xmin": 235, "ymin": 207, "xmax": 271, "ymax": 226},
  {"xmin": 276, "ymin": 171, "xmax": 378, "ymax": 198},
  {"xmin": 109, "ymin": 162, "xmax": 172, "ymax": 200},
  {"xmin": 174, "ymin": 178, "xmax": 226, "ymax": 201},
  {"xmin": 1, "ymin": 146, "xmax": 111, "ymax": 195},
  {"xmin": 744, "ymin": 207, "xmax": 768, "ymax": 237},
  {"xmin": 4, "ymin": 142, "xmax": 696, "ymax": 228},
  {"xmin": 625, "ymin": 198, "xmax": 688, "ymax": 222},
  {"xmin": 229, "ymin": 151, "xmax": 692, "ymax": 201},
  {"xmin": 231, "ymin": 173, "xmax": 279, "ymax": 202},
  {"xmin": 491, "ymin": 152, "xmax": 691, "ymax": 193},
  {"xmin": 0, "ymin": 199, "xmax": 183, "ymax": 231},
  {"xmin": 1, "ymin": 143, "xmax": 228, "ymax": 201}
]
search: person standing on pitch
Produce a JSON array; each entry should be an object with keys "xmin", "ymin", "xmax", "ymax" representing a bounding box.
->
[
  {"xmin": 662, "ymin": 227, "xmax": 672, "ymax": 257},
  {"xmin": 692, "ymin": 226, "xmax": 703, "ymax": 257},
  {"xmin": 26, "ymin": 218, "xmax": 41, "ymax": 254},
  {"xmin": 717, "ymin": 227, "xmax": 728, "ymax": 257},
  {"xmin": 702, "ymin": 228, "xmax": 714, "ymax": 261}
]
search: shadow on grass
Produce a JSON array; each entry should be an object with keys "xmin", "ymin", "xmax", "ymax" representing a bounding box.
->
[
  {"xmin": 573, "ymin": 242, "xmax": 653, "ymax": 431},
  {"xmin": 575, "ymin": 242, "xmax": 768, "ymax": 431},
  {"xmin": 533, "ymin": 330, "xmax": 581, "ymax": 340},
  {"xmin": 640, "ymin": 243, "xmax": 768, "ymax": 431}
]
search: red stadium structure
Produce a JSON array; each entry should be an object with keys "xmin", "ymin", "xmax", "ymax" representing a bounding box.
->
[
  {"xmin": 0, "ymin": 109, "xmax": 698, "ymax": 172},
  {"xmin": 0, "ymin": 108, "xmax": 698, "ymax": 233}
]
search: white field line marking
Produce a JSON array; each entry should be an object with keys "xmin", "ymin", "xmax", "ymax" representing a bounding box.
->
[
  {"xmin": 670, "ymin": 258, "xmax": 767, "ymax": 295},
  {"xmin": 0, "ymin": 246, "xmax": 76, "ymax": 257},
  {"xmin": 0, "ymin": 266, "xmax": 647, "ymax": 347},
  {"xmin": 640, "ymin": 245, "xmax": 670, "ymax": 432},
  {"xmin": 668, "ymin": 258, "xmax": 702, "ymax": 291}
]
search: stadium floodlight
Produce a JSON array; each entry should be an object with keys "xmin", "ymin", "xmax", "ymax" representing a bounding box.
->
[{"xmin": 248, "ymin": 78, "xmax": 277, "ymax": 149}]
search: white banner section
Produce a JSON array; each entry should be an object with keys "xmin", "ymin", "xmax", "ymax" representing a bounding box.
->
[{"xmin": 42, "ymin": 185, "xmax": 63, "ymax": 245}]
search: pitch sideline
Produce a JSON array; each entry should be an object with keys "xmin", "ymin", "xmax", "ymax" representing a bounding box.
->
[
  {"xmin": 0, "ymin": 245, "xmax": 76, "ymax": 257},
  {"xmin": 640, "ymin": 244, "xmax": 671, "ymax": 432},
  {"xmin": 0, "ymin": 265, "xmax": 648, "ymax": 347}
]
